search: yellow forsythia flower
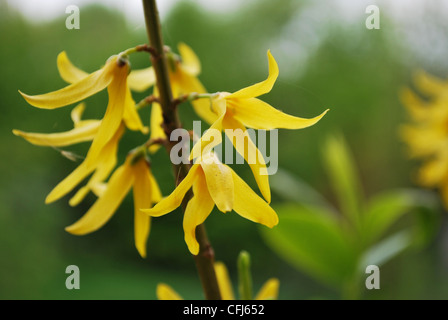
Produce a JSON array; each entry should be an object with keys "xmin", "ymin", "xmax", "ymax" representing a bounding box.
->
[
  {"xmin": 157, "ymin": 262, "xmax": 279, "ymax": 300},
  {"xmin": 19, "ymin": 54, "xmax": 130, "ymax": 170},
  {"xmin": 401, "ymin": 70, "xmax": 448, "ymax": 207},
  {"xmin": 142, "ymin": 152, "xmax": 278, "ymax": 255},
  {"xmin": 57, "ymin": 51, "xmax": 149, "ymax": 134},
  {"xmin": 66, "ymin": 155, "xmax": 162, "ymax": 258},
  {"xmin": 191, "ymin": 51, "xmax": 328, "ymax": 203}
]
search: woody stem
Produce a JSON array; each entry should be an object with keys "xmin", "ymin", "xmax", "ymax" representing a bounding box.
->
[{"xmin": 142, "ymin": 0, "xmax": 222, "ymax": 300}]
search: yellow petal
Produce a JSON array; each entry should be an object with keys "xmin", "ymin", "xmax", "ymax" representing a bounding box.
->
[
  {"xmin": 133, "ymin": 159, "xmax": 156, "ymax": 258},
  {"xmin": 214, "ymin": 262, "xmax": 235, "ymax": 300},
  {"xmin": 12, "ymin": 121, "xmax": 100, "ymax": 147},
  {"xmin": 20, "ymin": 56, "xmax": 117, "ymax": 109},
  {"xmin": 57, "ymin": 51, "xmax": 89, "ymax": 84},
  {"xmin": 122, "ymin": 86, "xmax": 149, "ymax": 134},
  {"xmin": 226, "ymin": 50, "xmax": 279, "ymax": 99},
  {"xmin": 156, "ymin": 283, "xmax": 183, "ymax": 300},
  {"xmin": 127, "ymin": 67, "xmax": 156, "ymax": 92},
  {"xmin": 254, "ymin": 278, "xmax": 279, "ymax": 300},
  {"xmin": 174, "ymin": 68, "xmax": 218, "ymax": 125},
  {"xmin": 228, "ymin": 97, "xmax": 328, "ymax": 130},
  {"xmin": 200, "ymin": 153, "xmax": 234, "ymax": 213},
  {"xmin": 178, "ymin": 43, "xmax": 201, "ymax": 76},
  {"xmin": 183, "ymin": 173, "xmax": 215, "ymax": 255},
  {"xmin": 190, "ymin": 96, "xmax": 227, "ymax": 160},
  {"xmin": 222, "ymin": 115, "xmax": 271, "ymax": 203},
  {"xmin": 417, "ymin": 155, "xmax": 448, "ymax": 187},
  {"xmin": 399, "ymin": 87, "xmax": 429, "ymax": 122},
  {"xmin": 84, "ymin": 63, "xmax": 129, "ymax": 169},
  {"xmin": 231, "ymin": 169, "xmax": 278, "ymax": 228},
  {"xmin": 65, "ymin": 161, "xmax": 134, "ymax": 235},
  {"xmin": 414, "ymin": 70, "xmax": 448, "ymax": 97},
  {"xmin": 45, "ymin": 161, "xmax": 94, "ymax": 204},
  {"xmin": 68, "ymin": 186, "xmax": 90, "ymax": 207},
  {"xmin": 68, "ymin": 124, "xmax": 124, "ymax": 207},
  {"xmin": 149, "ymin": 104, "xmax": 166, "ymax": 154},
  {"xmin": 142, "ymin": 165, "xmax": 199, "ymax": 217},
  {"xmin": 71, "ymin": 103, "xmax": 87, "ymax": 125}
]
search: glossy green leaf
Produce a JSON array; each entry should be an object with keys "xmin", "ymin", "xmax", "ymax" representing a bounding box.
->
[
  {"xmin": 323, "ymin": 134, "xmax": 363, "ymax": 229},
  {"xmin": 363, "ymin": 189, "xmax": 439, "ymax": 245},
  {"xmin": 270, "ymin": 168, "xmax": 336, "ymax": 213},
  {"xmin": 260, "ymin": 204, "xmax": 357, "ymax": 287},
  {"xmin": 360, "ymin": 230, "xmax": 412, "ymax": 269}
]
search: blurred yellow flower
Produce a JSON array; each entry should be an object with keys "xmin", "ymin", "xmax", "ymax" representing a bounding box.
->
[
  {"xmin": 66, "ymin": 155, "xmax": 162, "ymax": 258},
  {"xmin": 157, "ymin": 262, "xmax": 279, "ymax": 300},
  {"xmin": 142, "ymin": 152, "xmax": 278, "ymax": 255},
  {"xmin": 191, "ymin": 51, "xmax": 328, "ymax": 203},
  {"xmin": 401, "ymin": 70, "xmax": 448, "ymax": 206}
]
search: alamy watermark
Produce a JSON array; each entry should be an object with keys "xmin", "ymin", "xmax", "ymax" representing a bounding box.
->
[
  {"xmin": 65, "ymin": 265, "xmax": 80, "ymax": 290},
  {"xmin": 365, "ymin": 5, "xmax": 380, "ymax": 30},
  {"xmin": 66, "ymin": 5, "xmax": 80, "ymax": 30}
]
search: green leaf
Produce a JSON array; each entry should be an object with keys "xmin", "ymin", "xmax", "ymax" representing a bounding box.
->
[
  {"xmin": 260, "ymin": 204, "xmax": 357, "ymax": 288},
  {"xmin": 360, "ymin": 230, "xmax": 412, "ymax": 268},
  {"xmin": 363, "ymin": 189, "xmax": 439, "ymax": 245},
  {"xmin": 323, "ymin": 134, "xmax": 363, "ymax": 229},
  {"xmin": 269, "ymin": 168, "xmax": 336, "ymax": 213}
]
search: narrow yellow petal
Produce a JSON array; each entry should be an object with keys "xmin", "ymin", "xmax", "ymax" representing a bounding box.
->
[
  {"xmin": 174, "ymin": 68, "xmax": 217, "ymax": 125},
  {"xmin": 178, "ymin": 43, "xmax": 201, "ymax": 76},
  {"xmin": 127, "ymin": 67, "xmax": 156, "ymax": 92},
  {"xmin": 255, "ymin": 278, "xmax": 279, "ymax": 300},
  {"xmin": 142, "ymin": 165, "xmax": 199, "ymax": 217},
  {"xmin": 133, "ymin": 159, "xmax": 156, "ymax": 258},
  {"xmin": 71, "ymin": 103, "xmax": 87, "ymax": 125},
  {"xmin": 226, "ymin": 50, "xmax": 279, "ymax": 99},
  {"xmin": 68, "ymin": 186, "xmax": 90, "ymax": 207},
  {"xmin": 183, "ymin": 173, "xmax": 215, "ymax": 255},
  {"xmin": 214, "ymin": 262, "xmax": 235, "ymax": 300},
  {"xmin": 189, "ymin": 96, "xmax": 227, "ymax": 160},
  {"xmin": 417, "ymin": 155, "xmax": 448, "ymax": 187},
  {"xmin": 231, "ymin": 169, "xmax": 278, "ymax": 228},
  {"xmin": 65, "ymin": 161, "xmax": 134, "ymax": 235},
  {"xmin": 20, "ymin": 56, "xmax": 117, "ymax": 109},
  {"xmin": 13, "ymin": 121, "xmax": 100, "ymax": 147},
  {"xmin": 57, "ymin": 51, "xmax": 89, "ymax": 84},
  {"xmin": 200, "ymin": 153, "xmax": 234, "ymax": 213},
  {"xmin": 84, "ymin": 63, "xmax": 129, "ymax": 169},
  {"xmin": 45, "ymin": 161, "xmax": 94, "ymax": 204},
  {"xmin": 399, "ymin": 87, "xmax": 429, "ymax": 122},
  {"xmin": 68, "ymin": 124, "xmax": 124, "ymax": 206},
  {"xmin": 156, "ymin": 283, "xmax": 183, "ymax": 300},
  {"xmin": 149, "ymin": 89, "xmax": 165, "ymax": 153},
  {"xmin": 229, "ymin": 97, "xmax": 328, "ymax": 130},
  {"xmin": 414, "ymin": 70, "xmax": 448, "ymax": 97},
  {"xmin": 122, "ymin": 86, "xmax": 149, "ymax": 134},
  {"xmin": 222, "ymin": 115, "xmax": 271, "ymax": 203}
]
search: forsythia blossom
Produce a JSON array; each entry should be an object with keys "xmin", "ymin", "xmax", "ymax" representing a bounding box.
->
[
  {"xmin": 142, "ymin": 152, "xmax": 278, "ymax": 255},
  {"xmin": 401, "ymin": 70, "xmax": 448, "ymax": 206},
  {"xmin": 191, "ymin": 51, "xmax": 328, "ymax": 202}
]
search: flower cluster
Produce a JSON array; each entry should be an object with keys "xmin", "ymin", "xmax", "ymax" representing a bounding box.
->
[
  {"xmin": 15, "ymin": 44, "xmax": 327, "ymax": 257},
  {"xmin": 401, "ymin": 70, "xmax": 448, "ymax": 207}
]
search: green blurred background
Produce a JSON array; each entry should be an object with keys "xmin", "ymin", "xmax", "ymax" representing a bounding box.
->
[{"xmin": 1, "ymin": 0, "xmax": 448, "ymax": 299}]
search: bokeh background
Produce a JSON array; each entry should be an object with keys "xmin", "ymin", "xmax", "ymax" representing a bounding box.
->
[{"xmin": 1, "ymin": 0, "xmax": 448, "ymax": 299}]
